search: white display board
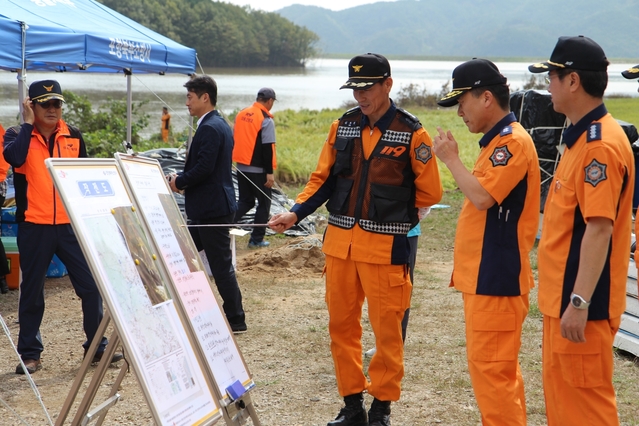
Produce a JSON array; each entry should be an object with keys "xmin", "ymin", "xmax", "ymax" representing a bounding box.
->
[
  {"xmin": 46, "ymin": 158, "xmax": 221, "ymax": 426},
  {"xmin": 115, "ymin": 154, "xmax": 254, "ymax": 401}
]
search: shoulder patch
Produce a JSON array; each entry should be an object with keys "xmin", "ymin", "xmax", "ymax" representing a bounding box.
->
[
  {"xmin": 414, "ymin": 143, "xmax": 432, "ymax": 164},
  {"xmin": 489, "ymin": 145, "xmax": 512, "ymax": 167},
  {"xmin": 587, "ymin": 122, "xmax": 602, "ymax": 142},
  {"xmin": 584, "ymin": 159, "xmax": 607, "ymax": 187},
  {"xmin": 500, "ymin": 125, "xmax": 513, "ymax": 137}
]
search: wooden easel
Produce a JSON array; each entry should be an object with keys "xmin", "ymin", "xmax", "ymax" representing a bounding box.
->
[
  {"xmin": 56, "ymin": 312, "xmax": 128, "ymax": 426},
  {"xmin": 49, "ymin": 157, "xmax": 262, "ymax": 425},
  {"xmin": 116, "ymin": 154, "xmax": 263, "ymax": 425},
  {"xmin": 47, "ymin": 158, "xmax": 223, "ymax": 426}
]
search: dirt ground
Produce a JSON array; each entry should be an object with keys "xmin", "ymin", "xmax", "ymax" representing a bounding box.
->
[{"xmin": 1, "ymin": 234, "xmax": 639, "ymax": 426}]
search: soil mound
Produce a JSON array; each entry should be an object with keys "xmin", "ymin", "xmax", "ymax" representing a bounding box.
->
[{"xmin": 237, "ymin": 235, "xmax": 324, "ymax": 276}]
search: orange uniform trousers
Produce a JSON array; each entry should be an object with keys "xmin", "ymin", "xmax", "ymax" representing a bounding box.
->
[
  {"xmin": 161, "ymin": 128, "xmax": 169, "ymax": 143},
  {"xmin": 542, "ymin": 315, "xmax": 620, "ymax": 426},
  {"xmin": 324, "ymin": 254, "xmax": 411, "ymax": 401},
  {"xmin": 462, "ymin": 293, "xmax": 528, "ymax": 426}
]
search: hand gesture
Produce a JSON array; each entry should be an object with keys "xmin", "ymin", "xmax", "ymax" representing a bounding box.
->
[
  {"xmin": 432, "ymin": 126, "xmax": 460, "ymax": 166},
  {"xmin": 22, "ymin": 97, "xmax": 35, "ymax": 125}
]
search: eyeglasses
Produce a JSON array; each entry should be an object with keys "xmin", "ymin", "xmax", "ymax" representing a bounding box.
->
[{"xmin": 38, "ymin": 100, "xmax": 63, "ymax": 109}]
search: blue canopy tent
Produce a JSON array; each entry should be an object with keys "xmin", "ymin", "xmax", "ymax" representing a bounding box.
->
[{"xmin": 0, "ymin": 0, "xmax": 197, "ymax": 142}]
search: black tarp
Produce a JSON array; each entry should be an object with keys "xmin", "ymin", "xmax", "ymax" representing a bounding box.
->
[
  {"xmin": 138, "ymin": 148, "xmax": 317, "ymax": 236},
  {"xmin": 509, "ymin": 90, "xmax": 639, "ymax": 211}
]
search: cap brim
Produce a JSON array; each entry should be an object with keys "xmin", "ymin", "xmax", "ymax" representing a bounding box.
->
[
  {"xmin": 339, "ymin": 79, "xmax": 380, "ymax": 90},
  {"xmin": 528, "ymin": 61, "xmax": 564, "ymax": 73},
  {"xmin": 33, "ymin": 94, "xmax": 65, "ymax": 103},
  {"xmin": 437, "ymin": 89, "xmax": 468, "ymax": 107},
  {"xmin": 622, "ymin": 66, "xmax": 639, "ymax": 79}
]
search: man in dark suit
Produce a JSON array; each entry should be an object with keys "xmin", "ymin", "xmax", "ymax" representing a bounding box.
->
[{"xmin": 168, "ymin": 75, "xmax": 246, "ymax": 333}]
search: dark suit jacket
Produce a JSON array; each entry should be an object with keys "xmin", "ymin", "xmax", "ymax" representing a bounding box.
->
[{"xmin": 176, "ymin": 110, "xmax": 237, "ymax": 220}]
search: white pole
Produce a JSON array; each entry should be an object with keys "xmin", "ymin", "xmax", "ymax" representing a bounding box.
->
[
  {"xmin": 126, "ymin": 71, "xmax": 132, "ymax": 144},
  {"xmin": 18, "ymin": 21, "xmax": 28, "ymax": 123}
]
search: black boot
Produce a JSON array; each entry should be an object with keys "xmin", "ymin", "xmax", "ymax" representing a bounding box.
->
[
  {"xmin": 0, "ymin": 276, "xmax": 8, "ymax": 294},
  {"xmin": 327, "ymin": 392, "xmax": 368, "ymax": 426},
  {"xmin": 368, "ymin": 398, "xmax": 391, "ymax": 426}
]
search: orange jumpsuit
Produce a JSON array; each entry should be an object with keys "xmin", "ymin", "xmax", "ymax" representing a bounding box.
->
[
  {"xmin": 538, "ymin": 105, "xmax": 634, "ymax": 426},
  {"xmin": 291, "ymin": 104, "xmax": 442, "ymax": 401},
  {"xmin": 451, "ymin": 114, "xmax": 540, "ymax": 426}
]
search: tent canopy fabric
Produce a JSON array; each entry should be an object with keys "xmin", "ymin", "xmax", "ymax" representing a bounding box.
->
[{"xmin": 0, "ymin": 0, "xmax": 196, "ymax": 75}]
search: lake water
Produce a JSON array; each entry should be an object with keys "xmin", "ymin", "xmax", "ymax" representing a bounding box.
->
[{"xmin": 1, "ymin": 58, "xmax": 637, "ymax": 138}]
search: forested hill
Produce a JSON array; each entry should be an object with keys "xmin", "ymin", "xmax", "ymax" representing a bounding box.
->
[
  {"xmin": 98, "ymin": 0, "xmax": 318, "ymax": 67},
  {"xmin": 277, "ymin": 0, "xmax": 639, "ymax": 59}
]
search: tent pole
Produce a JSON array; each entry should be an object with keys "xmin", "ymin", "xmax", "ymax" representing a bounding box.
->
[
  {"xmin": 126, "ymin": 70, "xmax": 132, "ymax": 144},
  {"xmin": 18, "ymin": 21, "xmax": 28, "ymax": 123}
]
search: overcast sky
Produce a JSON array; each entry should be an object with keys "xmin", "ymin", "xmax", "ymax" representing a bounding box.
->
[{"xmin": 215, "ymin": 0, "xmax": 391, "ymax": 12}]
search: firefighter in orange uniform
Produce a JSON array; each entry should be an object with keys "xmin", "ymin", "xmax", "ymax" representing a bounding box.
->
[
  {"xmin": 269, "ymin": 53, "xmax": 442, "ymax": 426},
  {"xmin": 433, "ymin": 59, "xmax": 540, "ymax": 426},
  {"xmin": 530, "ymin": 36, "xmax": 634, "ymax": 426}
]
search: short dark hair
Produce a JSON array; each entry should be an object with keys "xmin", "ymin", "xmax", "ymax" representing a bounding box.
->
[
  {"xmin": 556, "ymin": 68, "xmax": 607, "ymax": 98},
  {"xmin": 184, "ymin": 75, "xmax": 218, "ymax": 106},
  {"xmin": 469, "ymin": 84, "xmax": 510, "ymax": 110}
]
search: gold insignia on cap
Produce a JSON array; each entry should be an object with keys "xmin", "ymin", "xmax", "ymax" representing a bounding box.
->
[
  {"xmin": 628, "ymin": 67, "xmax": 639, "ymax": 74},
  {"xmin": 351, "ymin": 81, "xmax": 374, "ymax": 88},
  {"xmin": 547, "ymin": 61, "xmax": 565, "ymax": 68},
  {"xmin": 352, "ymin": 65, "xmax": 363, "ymax": 72},
  {"xmin": 532, "ymin": 63, "xmax": 549, "ymax": 69},
  {"xmin": 440, "ymin": 90, "xmax": 465, "ymax": 100},
  {"xmin": 43, "ymin": 85, "xmax": 54, "ymax": 92}
]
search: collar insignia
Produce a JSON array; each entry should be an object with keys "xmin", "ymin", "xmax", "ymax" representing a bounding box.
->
[
  {"xmin": 587, "ymin": 123, "xmax": 602, "ymax": 142},
  {"xmin": 500, "ymin": 125, "xmax": 513, "ymax": 137}
]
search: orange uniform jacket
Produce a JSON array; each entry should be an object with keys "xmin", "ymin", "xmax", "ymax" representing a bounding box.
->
[
  {"xmin": 538, "ymin": 105, "xmax": 634, "ymax": 320},
  {"xmin": 452, "ymin": 114, "xmax": 541, "ymax": 295},
  {"xmin": 3, "ymin": 121, "xmax": 87, "ymax": 224},
  {"xmin": 233, "ymin": 102, "xmax": 277, "ymax": 171},
  {"xmin": 291, "ymin": 105, "xmax": 442, "ymax": 264}
]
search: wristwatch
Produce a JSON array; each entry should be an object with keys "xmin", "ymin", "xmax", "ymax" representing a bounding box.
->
[{"xmin": 570, "ymin": 293, "xmax": 590, "ymax": 310}]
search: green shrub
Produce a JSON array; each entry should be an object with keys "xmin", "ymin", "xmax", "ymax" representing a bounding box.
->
[{"xmin": 62, "ymin": 90, "xmax": 150, "ymax": 158}]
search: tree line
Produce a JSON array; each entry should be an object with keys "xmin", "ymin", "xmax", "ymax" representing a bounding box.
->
[{"xmin": 98, "ymin": 0, "xmax": 319, "ymax": 67}]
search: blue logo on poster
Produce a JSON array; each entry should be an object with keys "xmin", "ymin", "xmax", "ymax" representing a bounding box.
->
[{"xmin": 78, "ymin": 180, "xmax": 114, "ymax": 197}]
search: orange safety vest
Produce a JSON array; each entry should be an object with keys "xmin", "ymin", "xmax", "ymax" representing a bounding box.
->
[
  {"xmin": 6, "ymin": 121, "xmax": 83, "ymax": 224},
  {"xmin": 326, "ymin": 107, "xmax": 420, "ymax": 234},
  {"xmin": 233, "ymin": 102, "xmax": 276, "ymax": 170}
]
